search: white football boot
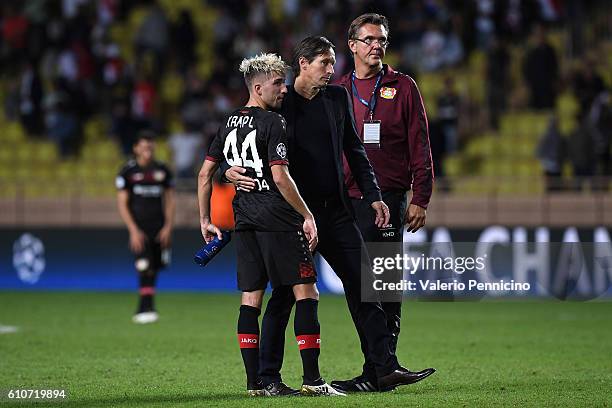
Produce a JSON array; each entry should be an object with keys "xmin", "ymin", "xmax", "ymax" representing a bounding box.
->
[{"xmin": 132, "ymin": 311, "xmax": 159, "ymax": 324}]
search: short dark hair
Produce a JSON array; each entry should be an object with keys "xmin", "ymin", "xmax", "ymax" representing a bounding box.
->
[
  {"xmin": 348, "ymin": 13, "xmax": 390, "ymax": 40},
  {"xmin": 134, "ymin": 130, "xmax": 155, "ymax": 145},
  {"xmin": 291, "ymin": 36, "xmax": 335, "ymax": 77}
]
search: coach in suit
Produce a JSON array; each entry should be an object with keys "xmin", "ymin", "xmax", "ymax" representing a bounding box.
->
[{"xmin": 225, "ymin": 36, "xmax": 435, "ymax": 391}]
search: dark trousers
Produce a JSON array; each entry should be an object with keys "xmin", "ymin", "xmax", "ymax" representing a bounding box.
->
[
  {"xmin": 258, "ymin": 199, "xmax": 399, "ymax": 384},
  {"xmin": 351, "ymin": 190, "xmax": 407, "ymax": 380}
]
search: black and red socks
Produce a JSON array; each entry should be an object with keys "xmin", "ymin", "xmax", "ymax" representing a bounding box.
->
[
  {"xmin": 237, "ymin": 305, "xmax": 261, "ymax": 388},
  {"xmin": 294, "ymin": 298, "xmax": 323, "ymax": 386},
  {"xmin": 138, "ymin": 272, "xmax": 157, "ymax": 313}
]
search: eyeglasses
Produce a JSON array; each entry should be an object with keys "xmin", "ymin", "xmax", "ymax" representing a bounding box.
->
[{"xmin": 353, "ymin": 37, "xmax": 389, "ymax": 48}]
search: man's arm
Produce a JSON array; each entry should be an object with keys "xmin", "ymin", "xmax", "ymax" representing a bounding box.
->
[
  {"xmin": 271, "ymin": 165, "xmax": 317, "ymax": 251},
  {"xmin": 157, "ymin": 187, "xmax": 175, "ymax": 247},
  {"xmin": 197, "ymin": 159, "xmax": 223, "ymax": 242},
  {"xmin": 404, "ymin": 78, "xmax": 434, "ymax": 233},
  {"xmin": 117, "ymin": 190, "xmax": 146, "ymax": 253}
]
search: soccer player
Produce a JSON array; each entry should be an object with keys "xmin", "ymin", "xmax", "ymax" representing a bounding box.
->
[
  {"xmin": 197, "ymin": 53, "xmax": 344, "ymax": 397},
  {"xmin": 224, "ymin": 36, "xmax": 435, "ymax": 393},
  {"xmin": 332, "ymin": 13, "xmax": 435, "ymax": 392},
  {"xmin": 116, "ymin": 131, "xmax": 175, "ymax": 324}
]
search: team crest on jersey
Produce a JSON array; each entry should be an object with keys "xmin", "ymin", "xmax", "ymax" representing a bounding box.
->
[
  {"xmin": 380, "ymin": 87, "xmax": 397, "ymax": 99},
  {"xmin": 132, "ymin": 173, "xmax": 144, "ymax": 182},
  {"xmin": 153, "ymin": 170, "xmax": 165, "ymax": 182},
  {"xmin": 276, "ymin": 143, "xmax": 287, "ymax": 159}
]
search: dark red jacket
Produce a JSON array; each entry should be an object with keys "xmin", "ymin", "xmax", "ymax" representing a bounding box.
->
[{"xmin": 337, "ymin": 65, "xmax": 434, "ymax": 209}]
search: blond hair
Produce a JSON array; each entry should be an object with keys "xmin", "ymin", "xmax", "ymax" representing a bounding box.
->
[{"xmin": 239, "ymin": 53, "xmax": 289, "ymax": 88}]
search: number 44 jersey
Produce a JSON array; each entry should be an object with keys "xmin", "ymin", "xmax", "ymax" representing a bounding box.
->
[{"xmin": 206, "ymin": 106, "xmax": 303, "ymax": 231}]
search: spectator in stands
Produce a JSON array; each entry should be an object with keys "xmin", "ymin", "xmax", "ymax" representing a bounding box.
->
[
  {"xmin": 168, "ymin": 121, "xmax": 203, "ymax": 182},
  {"xmin": 474, "ymin": 0, "xmax": 495, "ymax": 49},
  {"xmin": 494, "ymin": 0, "xmax": 543, "ymax": 42},
  {"xmin": 18, "ymin": 60, "xmax": 44, "ymax": 136},
  {"xmin": 442, "ymin": 18, "xmax": 464, "ymax": 67},
  {"xmin": 568, "ymin": 116, "xmax": 596, "ymax": 191},
  {"xmin": 437, "ymin": 76, "xmax": 461, "ymax": 153},
  {"xmin": 486, "ymin": 36, "xmax": 510, "ymax": 129},
  {"xmin": 131, "ymin": 70, "xmax": 158, "ymax": 134},
  {"xmin": 572, "ymin": 58, "xmax": 606, "ymax": 120},
  {"xmin": 522, "ymin": 24, "xmax": 558, "ymax": 110},
  {"xmin": 587, "ymin": 91, "xmax": 612, "ymax": 191},
  {"xmin": 420, "ymin": 20, "xmax": 445, "ymax": 71},
  {"xmin": 536, "ymin": 115, "xmax": 566, "ymax": 191},
  {"xmin": 1, "ymin": 2, "xmax": 29, "ymax": 71},
  {"xmin": 172, "ymin": 9, "xmax": 197, "ymax": 76},
  {"xmin": 134, "ymin": 1, "xmax": 169, "ymax": 82},
  {"xmin": 44, "ymin": 92, "xmax": 81, "ymax": 158}
]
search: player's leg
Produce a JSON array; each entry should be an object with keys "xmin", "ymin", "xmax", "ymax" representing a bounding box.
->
[
  {"xmin": 238, "ymin": 290, "xmax": 265, "ymax": 396},
  {"xmin": 235, "ymin": 230, "xmax": 269, "ymax": 396},
  {"xmin": 292, "ymin": 284, "xmax": 321, "ymax": 386},
  {"xmin": 258, "ymin": 285, "xmax": 294, "ymax": 387},
  {"xmin": 256, "ymin": 231, "xmax": 317, "ymax": 396},
  {"xmin": 293, "ymin": 283, "xmax": 345, "ymax": 396},
  {"xmin": 132, "ymin": 237, "xmax": 159, "ymax": 324}
]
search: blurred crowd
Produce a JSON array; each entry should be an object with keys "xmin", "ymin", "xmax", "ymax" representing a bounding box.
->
[{"xmin": 1, "ymin": 0, "xmax": 610, "ymax": 186}]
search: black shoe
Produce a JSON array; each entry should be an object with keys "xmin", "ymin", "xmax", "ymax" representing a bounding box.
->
[
  {"xmin": 331, "ymin": 374, "xmax": 379, "ymax": 393},
  {"xmin": 378, "ymin": 367, "xmax": 436, "ymax": 391},
  {"xmin": 263, "ymin": 382, "xmax": 301, "ymax": 396}
]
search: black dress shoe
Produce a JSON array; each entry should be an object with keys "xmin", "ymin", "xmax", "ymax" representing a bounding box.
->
[{"xmin": 378, "ymin": 366, "xmax": 436, "ymax": 391}]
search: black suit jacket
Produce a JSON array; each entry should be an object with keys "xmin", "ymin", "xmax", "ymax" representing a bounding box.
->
[{"xmin": 281, "ymin": 84, "xmax": 382, "ymax": 213}]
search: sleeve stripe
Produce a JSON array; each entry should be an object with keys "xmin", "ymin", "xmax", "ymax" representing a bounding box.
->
[
  {"xmin": 269, "ymin": 160, "xmax": 289, "ymax": 166},
  {"xmin": 205, "ymin": 155, "xmax": 221, "ymax": 163}
]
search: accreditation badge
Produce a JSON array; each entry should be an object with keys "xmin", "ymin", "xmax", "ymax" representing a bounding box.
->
[{"xmin": 363, "ymin": 120, "xmax": 381, "ymax": 146}]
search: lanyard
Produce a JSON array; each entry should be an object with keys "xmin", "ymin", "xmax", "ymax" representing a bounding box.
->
[{"xmin": 351, "ymin": 70, "xmax": 383, "ymax": 120}]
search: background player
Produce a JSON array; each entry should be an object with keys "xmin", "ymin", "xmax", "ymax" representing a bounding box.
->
[
  {"xmin": 197, "ymin": 53, "xmax": 344, "ymax": 397},
  {"xmin": 116, "ymin": 131, "xmax": 175, "ymax": 324}
]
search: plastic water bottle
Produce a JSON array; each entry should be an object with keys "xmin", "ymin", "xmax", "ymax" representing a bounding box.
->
[{"xmin": 194, "ymin": 231, "xmax": 232, "ymax": 267}]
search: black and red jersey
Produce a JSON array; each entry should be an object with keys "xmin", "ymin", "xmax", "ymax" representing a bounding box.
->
[
  {"xmin": 116, "ymin": 160, "xmax": 174, "ymax": 234},
  {"xmin": 206, "ymin": 106, "xmax": 302, "ymax": 231}
]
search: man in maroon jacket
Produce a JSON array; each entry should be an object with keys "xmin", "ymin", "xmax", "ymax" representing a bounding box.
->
[{"xmin": 331, "ymin": 13, "xmax": 435, "ymax": 393}]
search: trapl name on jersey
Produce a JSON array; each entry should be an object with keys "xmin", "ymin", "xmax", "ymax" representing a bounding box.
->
[{"xmin": 226, "ymin": 115, "xmax": 254, "ymax": 129}]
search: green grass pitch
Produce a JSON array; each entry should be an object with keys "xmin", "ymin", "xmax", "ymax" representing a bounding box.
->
[{"xmin": 1, "ymin": 293, "xmax": 611, "ymax": 407}]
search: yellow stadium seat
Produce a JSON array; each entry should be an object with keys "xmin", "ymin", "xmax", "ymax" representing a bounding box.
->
[{"xmin": 34, "ymin": 142, "xmax": 58, "ymax": 162}]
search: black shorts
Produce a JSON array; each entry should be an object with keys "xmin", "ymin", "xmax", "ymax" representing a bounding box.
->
[
  {"xmin": 235, "ymin": 230, "xmax": 317, "ymax": 291},
  {"xmin": 134, "ymin": 234, "xmax": 170, "ymax": 272}
]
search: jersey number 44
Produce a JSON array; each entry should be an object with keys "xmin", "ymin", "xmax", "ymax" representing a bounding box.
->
[{"xmin": 223, "ymin": 129, "xmax": 270, "ymax": 191}]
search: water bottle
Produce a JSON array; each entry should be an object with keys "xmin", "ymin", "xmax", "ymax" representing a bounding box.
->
[{"xmin": 194, "ymin": 231, "xmax": 232, "ymax": 267}]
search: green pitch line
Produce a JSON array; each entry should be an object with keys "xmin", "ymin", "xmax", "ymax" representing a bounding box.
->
[{"xmin": 0, "ymin": 293, "xmax": 611, "ymax": 407}]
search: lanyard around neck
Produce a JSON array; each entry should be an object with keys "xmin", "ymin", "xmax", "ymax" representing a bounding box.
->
[{"xmin": 351, "ymin": 70, "xmax": 383, "ymax": 119}]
